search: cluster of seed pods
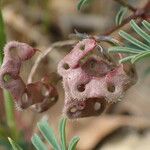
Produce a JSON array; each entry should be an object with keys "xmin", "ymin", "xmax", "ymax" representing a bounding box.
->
[
  {"xmin": 0, "ymin": 41, "xmax": 58, "ymax": 112},
  {"xmin": 0, "ymin": 39, "xmax": 137, "ymax": 117},
  {"xmin": 58, "ymin": 38, "xmax": 137, "ymax": 119}
]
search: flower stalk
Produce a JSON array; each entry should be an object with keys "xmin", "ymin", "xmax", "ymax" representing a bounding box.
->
[{"xmin": 0, "ymin": 8, "xmax": 18, "ymax": 140}]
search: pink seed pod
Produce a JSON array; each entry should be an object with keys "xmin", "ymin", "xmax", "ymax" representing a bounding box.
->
[
  {"xmin": 0, "ymin": 41, "xmax": 58, "ymax": 112},
  {"xmin": 58, "ymin": 39, "xmax": 137, "ymax": 119},
  {"xmin": 3, "ymin": 41, "xmax": 37, "ymax": 61},
  {"xmin": 26, "ymin": 76, "xmax": 58, "ymax": 113}
]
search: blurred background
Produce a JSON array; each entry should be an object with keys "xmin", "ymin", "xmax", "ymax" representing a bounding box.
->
[{"xmin": 1, "ymin": 0, "xmax": 150, "ymax": 150}]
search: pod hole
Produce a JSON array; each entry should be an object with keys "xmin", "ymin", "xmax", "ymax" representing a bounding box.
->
[
  {"xmin": 3, "ymin": 73, "xmax": 12, "ymax": 82},
  {"xmin": 70, "ymin": 107, "xmax": 77, "ymax": 113},
  {"xmin": 51, "ymin": 97, "xmax": 56, "ymax": 101},
  {"xmin": 80, "ymin": 44, "xmax": 85, "ymax": 51},
  {"xmin": 63, "ymin": 63, "xmax": 70, "ymax": 70},
  {"xmin": 94, "ymin": 102, "xmax": 101, "ymax": 111},
  {"xmin": 107, "ymin": 83, "xmax": 115, "ymax": 92},
  {"xmin": 77, "ymin": 102, "xmax": 85, "ymax": 110},
  {"xmin": 41, "ymin": 86, "xmax": 49, "ymax": 96},
  {"xmin": 77, "ymin": 84, "xmax": 85, "ymax": 92},
  {"xmin": 89, "ymin": 59, "xmax": 96, "ymax": 69},
  {"xmin": 22, "ymin": 93, "xmax": 28, "ymax": 103}
]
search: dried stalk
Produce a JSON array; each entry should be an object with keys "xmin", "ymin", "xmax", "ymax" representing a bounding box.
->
[
  {"xmin": 103, "ymin": 0, "xmax": 150, "ymax": 35},
  {"xmin": 28, "ymin": 40, "xmax": 76, "ymax": 83},
  {"xmin": 113, "ymin": 0, "xmax": 136, "ymax": 12}
]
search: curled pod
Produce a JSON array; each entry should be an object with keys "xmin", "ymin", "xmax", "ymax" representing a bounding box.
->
[{"xmin": 0, "ymin": 41, "xmax": 58, "ymax": 112}]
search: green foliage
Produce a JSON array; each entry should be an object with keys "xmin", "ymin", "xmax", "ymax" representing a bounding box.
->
[
  {"xmin": 109, "ymin": 20, "xmax": 150, "ymax": 63},
  {"xmin": 9, "ymin": 118, "xmax": 80, "ymax": 150},
  {"xmin": 115, "ymin": 7, "xmax": 128, "ymax": 26},
  {"xmin": 8, "ymin": 138, "xmax": 23, "ymax": 150},
  {"xmin": 36, "ymin": 119, "xmax": 61, "ymax": 150},
  {"xmin": 59, "ymin": 118, "xmax": 67, "ymax": 150},
  {"xmin": 68, "ymin": 136, "xmax": 80, "ymax": 150},
  {"xmin": 32, "ymin": 134, "xmax": 48, "ymax": 150},
  {"xmin": 142, "ymin": 20, "xmax": 150, "ymax": 32},
  {"xmin": 0, "ymin": 8, "xmax": 18, "ymax": 141},
  {"xmin": 77, "ymin": 0, "xmax": 92, "ymax": 10},
  {"xmin": 32, "ymin": 118, "xmax": 80, "ymax": 150},
  {"xmin": 0, "ymin": 9, "xmax": 6, "ymax": 65}
]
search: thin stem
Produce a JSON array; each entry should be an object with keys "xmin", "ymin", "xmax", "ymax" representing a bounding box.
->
[
  {"xmin": 3, "ymin": 90, "xmax": 18, "ymax": 138},
  {"xmin": 0, "ymin": 7, "xmax": 18, "ymax": 140},
  {"xmin": 103, "ymin": 10, "xmax": 144, "ymax": 35},
  {"xmin": 113, "ymin": 0, "xmax": 136, "ymax": 12},
  {"xmin": 103, "ymin": 0, "xmax": 150, "ymax": 35},
  {"xmin": 0, "ymin": 8, "xmax": 5, "ymax": 64},
  {"xmin": 28, "ymin": 40, "xmax": 76, "ymax": 83}
]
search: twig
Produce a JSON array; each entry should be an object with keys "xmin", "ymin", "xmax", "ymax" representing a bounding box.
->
[
  {"xmin": 113, "ymin": 0, "xmax": 136, "ymax": 12},
  {"xmin": 103, "ymin": 0, "xmax": 150, "ymax": 35},
  {"xmin": 103, "ymin": 12, "xmax": 142, "ymax": 35},
  {"xmin": 28, "ymin": 40, "xmax": 77, "ymax": 83}
]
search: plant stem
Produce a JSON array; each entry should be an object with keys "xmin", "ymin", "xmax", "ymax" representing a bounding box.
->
[
  {"xmin": 103, "ymin": 12, "xmax": 142, "ymax": 35},
  {"xmin": 0, "ymin": 6, "xmax": 5, "ymax": 63},
  {"xmin": 0, "ymin": 6, "xmax": 18, "ymax": 140},
  {"xmin": 103, "ymin": 0, "xmax": 150, "ymax": 35},
  {"xmin": 3, "ymin": 90, "xmax": 18, "ymax": 136},
  {"xmin": 113, "ymin": 0, "xmax": 136, "ymax": 12}
]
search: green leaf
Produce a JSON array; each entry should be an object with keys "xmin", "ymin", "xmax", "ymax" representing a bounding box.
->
[
  {"xmin": 0, "ymin": 139, "xmax": 12, "ymax": 149},
  {"xmin": 130, "ymin": 20, "xmax": 150, "ymax": 44},
  {"xmin": 119, "ymin": 55, "xmax": 134, "ymax": 63},
  {"xmin": 109, "ymin": 20, "xmax": 150, "ymax": 64},
  {"xmin": 131, "ymin": 51, "xmax": 150, "ymax": 63},
  {"xmin": 32, "ymin": 118, "xmax": 80, "ymax": 150},
  {"xmin": 115, "ymin": 7, "xmax": 127, "ymax": 25},
  {"xmin": 37, "ymin": 120, "xmax": 60, "ymax": 150},
  {"xmin": 109, "ymin": 46, "xmax": 141, "ymax": 54},
  {"xmin": 0, "ymin": 9, "xmax": 17, "ymax": 140},
  {"xmin": 77, "ymin": 0, "xmax": 91, "ymax": 10},
  {"xmin": 142, "ymin": 20, "xmax": 150, "ymax": 32},
  {"xmin": 8, "ymin": 138, "xmax": 23, "ymax": 150},
  {"xmin": 31, "ymin": 134, "xmax": 48, "ymax": 150},
  {"xmin": 0, "ymin": 9, "xmax": 6, "ymax": 65},
  {"xmin": 68, "ymin": 136, "xmax": 80, "ymax": 150},
  {"xmin": 59, "ymin": 118, "xmax": 67, "ymax": 150},
  {"xmin": 119, "ymin": 30, "xmax": 150, "ymax": 51}
]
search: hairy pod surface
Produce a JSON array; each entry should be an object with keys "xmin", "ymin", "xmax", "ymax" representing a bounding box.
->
[
  {"xmin": 58, "ymin": 39, "xmax": 137, "ymax": 119},
  {"xmin": 0, "ymin": 41, "xmax": 58, "ymax": 112}
]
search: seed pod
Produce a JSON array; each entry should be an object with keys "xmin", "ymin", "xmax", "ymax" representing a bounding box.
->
[
  {"xmin": 26, "ymin": 76, "xmax": 58, "ymax": 112},
  {"xmin": 58, "ymin": 39, "xmax": 137, "ymax": 119},
  {"xmin": 0, "ymin": 41, "xmax": 58, "ymax": 112}
]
